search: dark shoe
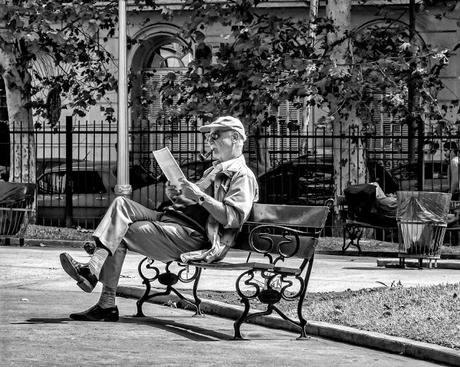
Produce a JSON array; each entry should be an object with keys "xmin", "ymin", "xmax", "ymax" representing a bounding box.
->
[
  {"xmin": 70, "ymin": 305, "xmax": 119, "ymax": 322},
  {"xmin": 60, "ymin": 252, "xmax": 98, "ymax": 293}
]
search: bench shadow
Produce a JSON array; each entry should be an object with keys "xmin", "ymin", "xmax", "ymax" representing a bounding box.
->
[
  {"xmin": 12, "ymin": 317, "xmax": 70, "ymax": 324},
  {"xmin": 13, "ymin": 316, "xmax": 233, "ymax": 341},
  {"xmin": 121, "ymin": 315, "xmax": 233, "ymax": 341}
]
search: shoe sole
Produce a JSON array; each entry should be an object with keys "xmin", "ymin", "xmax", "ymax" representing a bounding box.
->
[
  {"xmin": 70, "ymin": 314, "xmax": 119, "ymax": 322},
  {"xmin": 60, "ymin": 253, "xmax": 95, "ymax": 293}
]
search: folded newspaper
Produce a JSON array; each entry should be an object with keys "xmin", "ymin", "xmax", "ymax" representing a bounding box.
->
[{"xmin": 152, "ymin": 147, "xmax": 185, "ymax": 187}]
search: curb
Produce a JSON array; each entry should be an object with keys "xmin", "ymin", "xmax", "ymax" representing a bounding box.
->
[
  {"xmin": 320, "ymin": 250, "xmax": 460, "ymax": 260},
  {"xmin": 117, "ymin": 285, "xmax": 460, "ymax": 367},
  {"xmin": 376, "ymin": 259, "xmax": 460, "ymax": 270}
]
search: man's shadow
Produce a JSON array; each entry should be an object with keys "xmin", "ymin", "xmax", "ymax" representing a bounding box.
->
[{"xmin": 14, "ymin": 315, "xmax": 232, "ymax": 341}]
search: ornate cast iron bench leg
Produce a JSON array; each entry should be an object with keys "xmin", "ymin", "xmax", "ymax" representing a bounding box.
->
[
  {"xmin": 136, "ymin": 257, "xmax": 203, "ymax": 317},
  {"xmin": 343, "ymin": 223, "xmax": 363, "ymax": 254},
  {"xmin": 233, "ymin": 268, "xmax": 311, "ymax": 340},
  {"xmin": 233, "ymin": 297, "xmax": 250, "ymax": 340}
]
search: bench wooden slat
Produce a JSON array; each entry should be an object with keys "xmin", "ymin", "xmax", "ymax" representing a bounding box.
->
[
  {"xmin": 272, "ymin": 266, "xmax": 301, "ymax": 275},
  {"xmin": 187, "ymin": 261, "xmax": 274, "ymax": 271},
  {"xmin": 250, "ymin": 203, "xmax": 329, "ymax": 229},
  {"xmin": 187, "ymin": 261, "xmax": 301, "ymax": 275}
]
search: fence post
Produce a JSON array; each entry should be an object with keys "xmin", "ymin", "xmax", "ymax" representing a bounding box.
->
[{"xmin": 65, "ymin": 116, "xmax": 73, "ymax": 227}]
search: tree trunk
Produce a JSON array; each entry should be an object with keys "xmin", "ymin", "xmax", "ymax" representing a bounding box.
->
[
  {"xmin": 326, "ymin": 0, "xmax": 366, "ymax": 200},
  {"xmin": 301, "ymin": 0, "xmax": 319, "ymax": 155},
  {"xmin": 0, "ymin": 50, "xmax": 36, "ymax": 183},
  {"xmin": 248, "ymin": 125, "xmax": 271, "ymax": 177}
]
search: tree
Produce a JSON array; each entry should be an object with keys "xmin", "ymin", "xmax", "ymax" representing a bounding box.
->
[
  {"xmin": 159, "ymin": 0, "xmax": 330, "ymax": 174},
  {"xmin": 159, "ymin": 0, "xmax": 457, "ymax": 199},
  {"xmin": 325, "ymin": 0, "xmax": 365, "ymax": 197},
  {"xmin": 0, "ymin": 0, "xmax": 119, "ymax": 182}
]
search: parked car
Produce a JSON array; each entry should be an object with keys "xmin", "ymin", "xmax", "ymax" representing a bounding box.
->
[
  {"xmin": 37, "ymin": 162, "xmax": 115, "ymax": 227},
  {"xmin": 390, "ymin": 161, "xmax": 449, "ymax": 192},
  {"xmin": 36, "ymin": 160, "xmax": 212, "ymax": 228},
  {"xmin": 257, "ymin": 155, "xmax": 398, "ymax": 206},
  {"xmin": 37, "ymin": 154, "xmax": 404, "ymax": 227}
]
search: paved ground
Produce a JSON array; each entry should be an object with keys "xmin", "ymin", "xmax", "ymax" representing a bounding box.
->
[
  {"xmin": 12, "ymin": 246, "xmax": 456, "ymax": 293},
  {"xmin": 1, "ymin": 246, "xmax": 459, "ymax": 366}
]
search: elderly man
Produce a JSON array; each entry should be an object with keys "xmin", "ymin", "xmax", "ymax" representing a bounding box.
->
[{"xmin": 60, "ymin": 116, "xmax": 259, "ymax": 321}]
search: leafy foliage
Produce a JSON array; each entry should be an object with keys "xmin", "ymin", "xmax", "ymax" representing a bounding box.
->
[
  {"xmin": 159, "ymin": 1, "xmax": 459, "ymax": 135},
  {"xmin": 0, "ymin": 0, "xmax": 120, "ymax": 126}
]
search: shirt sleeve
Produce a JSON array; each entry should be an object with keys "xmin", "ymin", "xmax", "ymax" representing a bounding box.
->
[{"xmin": 221, "ymin": 169, "xmax": 258, "ymax": 229}]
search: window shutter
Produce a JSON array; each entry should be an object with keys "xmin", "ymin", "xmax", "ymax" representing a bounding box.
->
[{"xmin": 367, "ymin": 93, "xmax": 409, "ymax": 168}]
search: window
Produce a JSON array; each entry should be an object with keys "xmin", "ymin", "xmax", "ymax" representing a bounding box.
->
[
  {"xmin": 146, "ymin": 41, "xmax": 193, "ymax": 69},
  {"xmin": 38, "ymin": 172, "xmax": 66, "ymax": 194}
]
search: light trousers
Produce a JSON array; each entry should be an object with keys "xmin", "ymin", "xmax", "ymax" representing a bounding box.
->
[{"xmin": 93, "ymin": 196, "xmax": 208, "ymax": 288}]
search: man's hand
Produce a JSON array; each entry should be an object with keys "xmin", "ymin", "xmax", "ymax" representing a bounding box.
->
[
  {"xmin": 179, "ymin": 178, "xmax": 204, "ymax": 202},
  {"xmin": 165, "ymin": 181, "xmax": 196, "ymax": 207},
  {"xmin": 165, "ymin": 182, "xmax": 180, "ymax": 201}
]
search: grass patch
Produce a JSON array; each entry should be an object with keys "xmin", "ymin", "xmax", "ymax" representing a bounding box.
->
[
  {"xmin": 24, "ymin": 224, "xmax": 93, "ymax": 241},
  {"xmin": 200, "ymin": 283, "xmax": 460, "ymax": 350}
]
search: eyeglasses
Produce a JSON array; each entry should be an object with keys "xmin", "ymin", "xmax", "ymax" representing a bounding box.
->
[{"xmin": 206, "ymin": 129, "xmax": 233, "ymax": 141}]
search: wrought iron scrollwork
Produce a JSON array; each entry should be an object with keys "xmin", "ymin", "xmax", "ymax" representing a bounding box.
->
[
  {"xmin": 176, "ymin": 263, "xmax": 201, "ymax": 283},
  {"xmin": 138, "ymin": 257, "xmax": 160, "ymax": 283},
  {"xmin": 234, "ymin": 265, "xmax": 311, "ymax": 340},
  {"xmin": 234, "ymin": 224, "xmax": 316, "ymax": 340},
  {"xmin": 279, "ymin": 274, "xmax": 304, "ymax": 301},
  {"xmin": 236, "ymin": 270, "xmax": 304, "ymax": 303},
  {"xmin": 249, "ymin": 224, "xmax": 302, "ymax": 264},
  {"xmin": 136, "ymin": 257, "xmax": 203, "ymax": 317}
]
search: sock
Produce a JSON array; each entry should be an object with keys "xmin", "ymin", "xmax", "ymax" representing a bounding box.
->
[
  {"xmin": 88, "ymin": 247, "xmax": 109, "ymax": 278},
  {"xmin": 97, "ymin": 284, "xmax": 117, "ymax": 309}
]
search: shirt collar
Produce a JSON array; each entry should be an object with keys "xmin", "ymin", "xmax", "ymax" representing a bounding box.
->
[{"xmin": 213, "ymin": 155, "xmax": 246, "ymax": 175}]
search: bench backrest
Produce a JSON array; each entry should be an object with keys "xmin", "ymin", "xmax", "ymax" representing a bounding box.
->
[
  {"xmin": 236, "ymin": 204, "xmax": 329, "ymax": 260},
  {"xmin": 249, "ymin": 203, "xmax": 329, "ymax": 231},
  {"xmin": 0, "ymin": 182, "xmax": 36, "ymax": 236}
]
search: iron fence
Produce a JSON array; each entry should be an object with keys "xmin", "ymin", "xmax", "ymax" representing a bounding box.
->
[{"xmin": 1, "ymin": 118, "xmax": 459, "ymax": 246}]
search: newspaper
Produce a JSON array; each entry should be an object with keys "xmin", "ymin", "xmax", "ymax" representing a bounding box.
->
[{"xmin": 152, "ymin": 147, "xmax": 185, "ymax": 188}]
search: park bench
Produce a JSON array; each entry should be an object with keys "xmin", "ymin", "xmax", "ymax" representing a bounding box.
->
[
  {"xmin": 338, "ymin": 194, "xmax": 398, "ymax": 254},
  {"xmin": 135, "ymin": 203, "xmax": 330, "ymax": 339},
  {"xmin": 0, "ymin": 182, "xmax": 35, "ymax": 246}
]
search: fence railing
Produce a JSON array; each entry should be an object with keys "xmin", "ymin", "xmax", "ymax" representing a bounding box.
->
[{"xmin": 1, "ymin": 119, "xmax": 459, "ymax": 246}]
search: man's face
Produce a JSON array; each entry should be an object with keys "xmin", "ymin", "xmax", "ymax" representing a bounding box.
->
[{"xmin": 207, "ymin": 129, "xmax": 235, "ymax": 162}]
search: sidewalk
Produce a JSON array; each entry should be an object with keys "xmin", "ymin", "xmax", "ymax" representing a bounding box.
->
[{"xmin": 1, "ymin": 246, "xmax": 459, "ymax": 366}]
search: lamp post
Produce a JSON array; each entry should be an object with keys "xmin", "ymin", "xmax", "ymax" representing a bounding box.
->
[{"xmin": 114, "ymin": 0, "xmax": 132, "ymax": 198}]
